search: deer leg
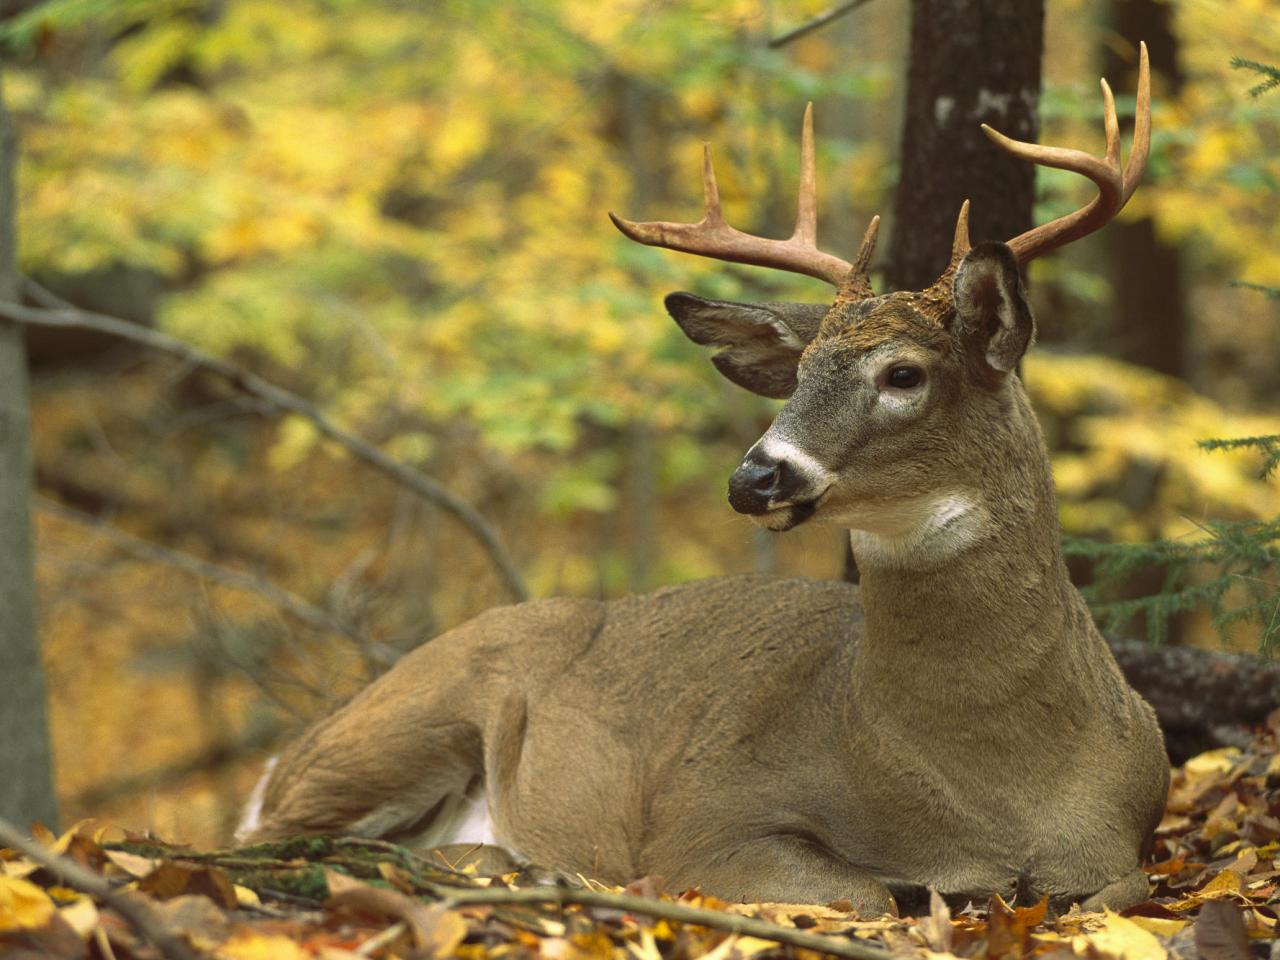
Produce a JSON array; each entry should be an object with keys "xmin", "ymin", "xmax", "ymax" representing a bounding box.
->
[
  {"xmin": 1078, "ymin": 870, "xmax": 1151, "ymax": 912},
  {"xmin": 692, "ymin": 836, "xmax": 895, "ymax": 915},
  {"xmin": 240, "ymin": 712, "xmax": 485, "ymax": 847}
]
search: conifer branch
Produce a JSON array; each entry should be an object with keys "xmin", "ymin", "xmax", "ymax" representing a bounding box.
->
[{"xmin": 1230, "ymin": 57, "xmax": 1280, "ymax": 98}]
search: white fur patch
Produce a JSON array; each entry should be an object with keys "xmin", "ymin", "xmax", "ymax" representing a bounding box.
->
[
  {"xmin": 449, "ymin": 790, "xmax": 496, "ymax": 845},
  {"xmin": 847, "ymin": 493, "xmax": 990, "ymax": 568},
  {"xmin": 235, "ymin": 755, "xmax": 278, "ymax": 842}
]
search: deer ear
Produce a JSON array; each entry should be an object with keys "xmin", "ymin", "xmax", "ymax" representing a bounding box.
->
[
  {"xmin": 952, "ymin": 242, "xmax": 1035, "ymax": 375},
  {"xmin": 664, "ymin": 293, "xmax": 828, "ymax": 399}
]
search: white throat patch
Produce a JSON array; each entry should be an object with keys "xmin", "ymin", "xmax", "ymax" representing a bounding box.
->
[{"xmin": 847, "ymin": 492, "xmax": 989, "ymax": 568}]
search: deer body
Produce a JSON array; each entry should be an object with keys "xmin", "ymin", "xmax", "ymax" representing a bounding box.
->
[
  {"xmin": 243, "ymin": 47, "xmax": 1169, "ymax": 911},
  {"xmin": 247, "ymin": 370, "xmax": 1165, "ymax": 910}
]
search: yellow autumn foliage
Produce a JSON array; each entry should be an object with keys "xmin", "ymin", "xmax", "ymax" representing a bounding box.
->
[{"xmin": 0, "ymin": 876, "xmax": 56, "ymax": 933}]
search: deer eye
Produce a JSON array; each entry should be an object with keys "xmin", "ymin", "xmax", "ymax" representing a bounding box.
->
[{"xmin": 884, "ymin": 365, "xmax": 925, "ymax": 390}]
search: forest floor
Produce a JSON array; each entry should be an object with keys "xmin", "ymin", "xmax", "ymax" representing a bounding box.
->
[{"xmin": 2, "ymin": 715, "xmax": 1278, "ymax": 960}]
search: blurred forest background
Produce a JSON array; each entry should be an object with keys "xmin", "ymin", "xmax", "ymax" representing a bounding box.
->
[{"xmin": 0, "ymin": 0, "xmax": 1277, "ymax": 848}]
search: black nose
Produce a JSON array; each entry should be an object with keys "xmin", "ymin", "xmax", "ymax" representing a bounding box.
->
[{"xmin": 728, "ymin": 449, "xmax": 799, "ymax": 515}]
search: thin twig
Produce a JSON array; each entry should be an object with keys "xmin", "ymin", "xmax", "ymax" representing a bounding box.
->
[
  {"xmin": 355, "ymin": 920, "xmax": 408, "ymax": 956},
  {"xmin": 37, "ymin": 495, "xmax": 364, "ymax": 643},
  {"xmin": 767, "ymin": 0, "xmax": 876, "ymax": 48},
  {"xmin": 421, "ymin": 882, "xmax": 894, "ymax": 960},
  {"xmin": 0, "ymin": 816, "xmax": 205, "ymax": 960},
  {"xmin": 4, "ymin": 285, "xmax": 529, "ymax": 602}
]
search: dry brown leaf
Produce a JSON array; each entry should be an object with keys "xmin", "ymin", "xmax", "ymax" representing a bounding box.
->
[
  {"xmin": 102, "ymin": 849, "xmax": 158, "ymax": 878},
  {"xmin": 1196, "ymin": 869, "xmax": 1245, "ymax": 900},
  {"xmin": 138, "ymin": 859, "xmax": 239, "ymax": 909},
  {"xmin": 1193, "ymin": 901, "xmax": 1250, "ymax": 960},
  {"xmin": 324, "ymin": 876, "xmax": 463, "ymax": 957},
  {"xmin": 917, "ymin": 888, "xmax": 952, "ymax": 953},
  {"xmin": 150, "ymin": 892, "xmax": 233, "ymax": 950},
  {"xmin": 408, "ymin": 906, "xmax": 467, "ymax": 960},
  {"xmin": 376, "ymin": 860, "xmax": 418, "ymax": 894}
]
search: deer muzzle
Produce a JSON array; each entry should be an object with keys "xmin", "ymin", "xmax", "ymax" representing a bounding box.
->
[{"xmin": 729, "ymin": 447, "xmax": 813, "ymax": 518}]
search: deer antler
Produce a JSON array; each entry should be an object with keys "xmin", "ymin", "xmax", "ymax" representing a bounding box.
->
[
  {"xmin": 982, "ymin": 41, "xmax": 1151, "ymax": 265},
  {"xmin": 609, "ymin": 104, "xmax": 876, "ymax": 290}
]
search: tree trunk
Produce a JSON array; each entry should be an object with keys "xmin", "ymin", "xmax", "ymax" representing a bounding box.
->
[
  {"xmin": 885, "ymin": 0, "xmax": 1044, "ymax": 292},
  {"xmin": 0, "ymin": 72, "xmax": 59, "ymax": 830},
  {"xmin": 1102, "ymin": 8, "xmax": 1188, "ymax": 377},
  {"xmin": 848, "ymin": 0, "xmax": 1042, "ymax": 585},
  {"xmin": 607, "ymin": 71, "xmax": 672, "ymax": 592}
]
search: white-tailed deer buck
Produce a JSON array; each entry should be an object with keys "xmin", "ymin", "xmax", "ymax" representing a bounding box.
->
[{"xmin": 241, "ymin": 46, "xmax": 1168, "ymax": 913}]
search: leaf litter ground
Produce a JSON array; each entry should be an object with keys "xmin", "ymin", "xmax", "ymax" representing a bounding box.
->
[{"xmin": 3, "ymin": 714, "xmax": 1279, "ymax": 960}]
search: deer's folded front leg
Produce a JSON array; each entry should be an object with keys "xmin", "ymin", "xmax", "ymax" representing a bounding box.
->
[
  {"xmin": 1078, "ymin": 869, "xmax": 1152, "ymax": 912},
  {"xmin": 689, "ymin": 834, "xmax": 895, "ymax": 916}
]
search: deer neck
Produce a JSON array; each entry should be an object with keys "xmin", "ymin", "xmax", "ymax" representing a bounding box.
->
[{"xmin": 848, "ymin": 392, "xmax": 1082, "ymax": 706}]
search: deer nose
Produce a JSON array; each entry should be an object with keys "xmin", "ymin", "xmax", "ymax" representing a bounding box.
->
[{"xmin": 728, "ymin": 449, "xmax": 800, "ymax": 515}]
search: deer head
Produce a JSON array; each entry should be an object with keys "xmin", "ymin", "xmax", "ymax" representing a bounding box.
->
[{"xmin": 611, "ymin": 46, "xmax": 1150, "ymax": 548}]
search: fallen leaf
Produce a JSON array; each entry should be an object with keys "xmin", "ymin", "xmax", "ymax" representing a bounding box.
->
[
  {"xmin": 413, "ymin": 905, "xmax": 467, "ymax": 959},
  {"xmin": 1124, "ymin": 915, "xmax": 1189, "ymax": 938},
  {"xmin": 56, "ymin": 896, "xmax": 98, "ymax": 939},
  {"xmin": 234, "ymin": 884, "xmax": 262, "ymax": 907},
  {"xmin": 1243, "ymin": 908, "xmax": 1276, "ymax": 938},
  {"xmin": 376, "ymin": 861, "xmax": 418, "ymax": 894},
  {"xmin": 918, "ymin": 888, "xmax": 951, "ymax": 953},
  {"xmin": 138, "ymin": 860, "xmax": 238, "ymax": 909},
  {"xmin": 103, "ymin": 849, "xmax": 158, "ymax": 878},
  {"xmin": 220, "ymin": 930, "xmax": 313, "ymax": 960},
  {"xmin": 624, "ymin": 876, "xmax": 666, "ymax": 900},
  {"xmin": 0, "ymin": 876, "xmax": 57, "ymax": 932},
  {"xmin": 325, "ymin": 878, "xmax": 464, "ymax": 955},
  {"xmin": 1080, "ymin": 909, "xmax": 1167, "ymax": 960},
  {"xmin": 1194, "ymin": 901, "xmax": 1250, "ymax": 960},
  {"xmin": 0, "ymin": 858, "xmax": 39, "ymax": 880},
  {"xmin": 1225, "ymin": 847, "xmax": 1258, "ymax": 877},
  {"xmin": 1185, "ymin": 749, "xmax": 1243, "ymax": 778},
  {"xmin": 1196, "ymin": 869, "xmax": 1244, "ymax": 900},
  {"xmin": 151, "ymin": 893, "xmax": 232, "ymax": 950},
  {"xmin": 983, "ymin": 892, "xmax": 1049, "ymax": 954}
]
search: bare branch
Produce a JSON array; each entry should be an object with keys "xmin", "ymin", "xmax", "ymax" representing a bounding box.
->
[
  {"xmin": 37, "ymin": 495, "xmax": 365, "ymax": 644},
  {"xmin": 4, "ymin": 285, "xmax": 528, "ymax": 602},
  {"xmin": 0, "ymin": 816, "xmax": 206, "ymax": 960},
  {"xmin": 767, "ymin": 0, "xmax": 877, "ymax": 49},
  {"xmin": 419, "ymin": 882, "xmax": 895, "ymax": 960}
]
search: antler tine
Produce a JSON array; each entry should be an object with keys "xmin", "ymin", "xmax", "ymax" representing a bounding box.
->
[
  {"xmin": 701, "ymin": 143, "xmax": 725, "ymax": 225},
  {"xmin": 1122, "ymin": 41, "xmax": 1152, "ymax": 204},
  {"xmin": 1101, "ymin": 78, "xmax": 1121, "ymax": 168},
  {"xmin": 852, "ymin": 215, "xmax": 880, "ymax": 274},
  {"xmin": 981, "ymin": 40, "xmax": 1151, "ymax": 265},
  {"xmin": 793, "ymin": 102, "xmax": 817, "ymax": 245},
  {"xmin": 949, "ymin": 199, "xmax": 971, "ymax": 265},
  {"xmin": 608, "ymin": 106, "xmax": 858, "ymax": 288}
]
